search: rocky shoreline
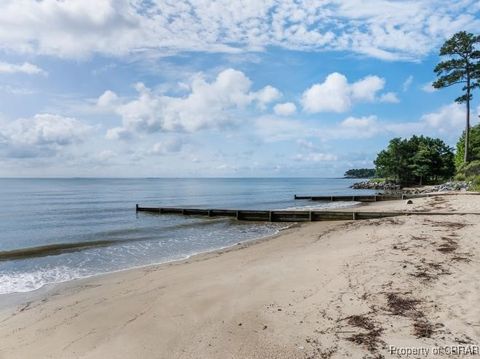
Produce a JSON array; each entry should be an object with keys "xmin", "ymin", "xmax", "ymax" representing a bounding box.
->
[
  {"xmin": 351, "ymin": 180, "xmax": 470, "ymax": 193},
  {"xmin": 350, "ymin": 180, "xmax": 400, "ymax": 191}
]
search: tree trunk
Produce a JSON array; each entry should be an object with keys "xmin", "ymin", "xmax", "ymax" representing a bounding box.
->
[{"xmin": 465, "ymin": 78, "xmax": 471, "ymax": 164}]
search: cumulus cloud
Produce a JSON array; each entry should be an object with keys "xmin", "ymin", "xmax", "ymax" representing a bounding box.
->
[
  {"xmin": 420, "ymin": 103, "xmax": 467, "ymax": 134},
  {"xmin": 0, "ymin": 0, "xmax": 478, "ymax": 60},
  {"xmin": 101, "ymin": 68, "xmax": 281, "ymax": 136},
  {"xmin": 274, "ymin": 102, "xmax": 297, "ymax": 116},
  {"xmin": 0, "ymin": 61, "xmax": 46, "ymax": 75},
  {"xmin": 256, "ymin": 86, "xmax": 282, "ymax": 109},
  {"xmin": 97, "ymin": 90, "xmax": 118, "ymax": 108},
  {"xmin": 0, "ymin": 114, "xmax": 90, "ymax": 158},
  {"xmin": 301, "ymin": 73, "xmax": 392, "ymax": 113}
]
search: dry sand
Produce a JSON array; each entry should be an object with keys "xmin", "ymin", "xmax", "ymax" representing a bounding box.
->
[{"xmin": 1, "ymin": 194, "xmax": 479, "ymax": 358}]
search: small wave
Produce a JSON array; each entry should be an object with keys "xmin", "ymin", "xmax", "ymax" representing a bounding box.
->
[{"xmin": 0, "ymin": 266, "xmax": 86, "ymax": 295}]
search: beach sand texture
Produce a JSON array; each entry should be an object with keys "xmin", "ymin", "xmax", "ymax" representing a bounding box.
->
[{"xmin": 0, "ymin": 194, "xmax": 479, "ymax": 358}]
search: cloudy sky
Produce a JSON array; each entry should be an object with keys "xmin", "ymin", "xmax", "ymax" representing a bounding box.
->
[{"xmin": 0, "ymin": 0, "xmax": 479, "ymax": 177}]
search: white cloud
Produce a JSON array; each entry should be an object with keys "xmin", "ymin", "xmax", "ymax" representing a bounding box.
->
[
  {"xmin": 97, "ymin": 90, "xmax": 118, "ymax": 108},
  {"xmin": 420, "ymin": 103, "xmax": 466, "ymax": 134},
  {"xmin": 0, "ymin": 0, "xmax": 478, "ymax": 60},
  {"xmin": 274, "ymin": 102, "xmax": 297, "ymax": 116},
  {"xmin": 402, "ymin": 75, "xmax": 413, "ymax": 92},
  {"xmin": 256, "ymin": 85, "xmax": 282, "ymax": 109},
  {"xmin": 0, "ymin": 114, "xmax": 90, "ymax": 158},
  {"xmin": 150, "ymin": 138, "xmax": 184, "ymax": 155},
  {"xmin": 294, "ymin": 152, "xmax": 338, "ymax": 162},
  {"xmin": 337, "ymin": 115, "xmax": 382, "ymax": 138},
  {"xmin": 105, "ymin": 127, "xmax": 131, "ymax": 141},
  {"xmin": 255, "ymin": 116, "xmax": 308, "ymax": 142},
  {"xmin": 379, "ymin": 92, "xmax": 400, "ymax": 103},
  {"xmin": 0, "ymin": 61, "xmax": 46, "ymax": 75},
  {"xmin": 301, "ymin": 72, "xmax": 391, "ymax": 113},
  {"xmin": 102, "ymin": 68, "xmax": 280, "ymax": 136},
  {"xmin": 350, "ymin": 75, "xmax": 385, "ymax": 102},
  {"xmin": 422, "ymin": 82, "xmax": 437, "ymax": 93},
  {"xmin": 301, "ymin": 73, "xmax": 351, "ymax": 113}
]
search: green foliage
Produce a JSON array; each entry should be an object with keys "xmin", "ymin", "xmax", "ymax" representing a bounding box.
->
[
  {"xmin": 457, "ymin": 160, "xmax": 480, "ymax": 177},
  {"xmin": 374, "ymin": 136, "xmax": 455, "ymax": 187},
  {"xmin": 433, "ymin": 31, "xmax": 480, "ymax": 103},
  {"xmin": 433, "ymin": 31, "xmax": 480, "ymax": 164},
  {"xmin": 469, "ymin": 175, "xmax": 480, "ymax": 192},
  {"xmin": 455, "ymin": 124, "xmax": 480, "ymax": 168},
  {"xmin": 344, "ymin": 168, "xmax": 376, "ymax": 178}
]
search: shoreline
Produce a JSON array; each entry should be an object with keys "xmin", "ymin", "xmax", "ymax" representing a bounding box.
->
[
  {"xmin": 0, "ymin": 222, "xmax": 300, "ymax": 308},
  {"xmin": 1, "ymin": 194, "xmax": 479, "ymax": 358},
  {"xmin": 0, "ymin": 200, "xmax": 363, "ymax": 298}
]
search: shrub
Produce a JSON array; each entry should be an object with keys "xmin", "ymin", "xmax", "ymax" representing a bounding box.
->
[
  {"xmin": 468, "ymin": 175, "xmax": 480, "ymax": 192},
  {"xmin": 456, "ymin": 160, "xmax": 480, "ymax": 178}
]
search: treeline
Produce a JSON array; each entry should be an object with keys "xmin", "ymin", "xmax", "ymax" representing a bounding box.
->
[
  {"xmin": 344, "ymin": 168, "xmax": 376, "ymax": 178},
  {"xmin": 374, "ymin": 136, "xmax": 455, "ymax": 186}
]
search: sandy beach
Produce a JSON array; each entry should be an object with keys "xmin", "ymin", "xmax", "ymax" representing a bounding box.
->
[{"xmin": 1, "ymin": 194, "xmax": 479, "ymax": 358}]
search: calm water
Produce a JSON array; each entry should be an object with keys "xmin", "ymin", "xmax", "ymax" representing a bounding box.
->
[{"xmin": 0, "ymin": 178, "xmax": 374, "ymax": 294}]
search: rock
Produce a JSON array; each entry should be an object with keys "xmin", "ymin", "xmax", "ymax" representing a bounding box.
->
[
  {"xmin": 350, "ymin": 180, "xmax": 400, "ymax": 191},
  {"xmin": 406, "ymin": 200, "xmax": 413, "ymax": 204}
]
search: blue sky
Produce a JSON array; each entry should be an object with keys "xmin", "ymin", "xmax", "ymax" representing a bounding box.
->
[{"xmin": 0, "ymin": 0, "xmax": 479, "ymax": 177}]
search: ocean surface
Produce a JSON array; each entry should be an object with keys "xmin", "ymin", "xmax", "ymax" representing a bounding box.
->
[{"xmin": 0, "ymin": 178, "xmax": 375, "ymax": 295}]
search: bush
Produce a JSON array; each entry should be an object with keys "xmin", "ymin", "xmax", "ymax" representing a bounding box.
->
[
  {"xmin": 456, "ymin": 160, "xmax": 480, "ymax": 178},
  {"xmin": 455, "ymin": 124, "xmax": 480, "ymax": 168},
  {"xmin": 468, "ymin": 175, "xmax": 480, "ymax": 192},
  {"xmin": 455, "ymin": 173, "xmax": 466, "ymax": 181}
]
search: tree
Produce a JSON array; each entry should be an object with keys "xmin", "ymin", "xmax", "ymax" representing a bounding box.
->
[
  {"xmin": 433, "ymin": 31, "xmax": 480, "ymax": 164},
  {"xmin": 455, "ymin": 123, "xmax": 480, "ymax": 169},
  {"xmin": 374, "ymin": 136, "xmax": 455, "ymax": 187},
  {"xmin": 344, "ymin": 168, "xmax": 376, "ymax": 178}
]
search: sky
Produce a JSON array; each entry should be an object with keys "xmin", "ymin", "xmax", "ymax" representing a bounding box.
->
[{"xmin": 0, "ymin": 0, "xmax": 479, "ymax": 178}]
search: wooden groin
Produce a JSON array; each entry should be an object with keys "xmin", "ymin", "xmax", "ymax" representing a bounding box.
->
[
  {"xmin": 293, "ymin": 194, "xmax": 399, "ymax": 202},
  {"xmin": 293, "ymin": 193, "xmax": 460, "ymax": 202},
  {"xmin": 136, "ymin": 205, "xmax": 411, "ymax": 222},
  {"xmin": 136, "ymin": 205, "xmax": 480, "ymax": 223}
]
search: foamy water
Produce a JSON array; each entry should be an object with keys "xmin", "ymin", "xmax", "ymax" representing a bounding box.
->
[{"xmin": 0, "ymin": 178, "xmax": 375, "ymax": 294}]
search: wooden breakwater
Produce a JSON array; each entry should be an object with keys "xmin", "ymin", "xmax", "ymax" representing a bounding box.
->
[
  {"xmin": 136, "ymin": 205, "xmax": 480, "ymax": 223},
  {"xmin": 293, "ymin": 193, "xmax": 460, "ymax": 202},
  {"xmin": 136, "ymin": 205, "xmax": 407, "ymax": 222},
  {"xmin": 293, "ymin": 194, "xmax": 399, "ymax": 202}
]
